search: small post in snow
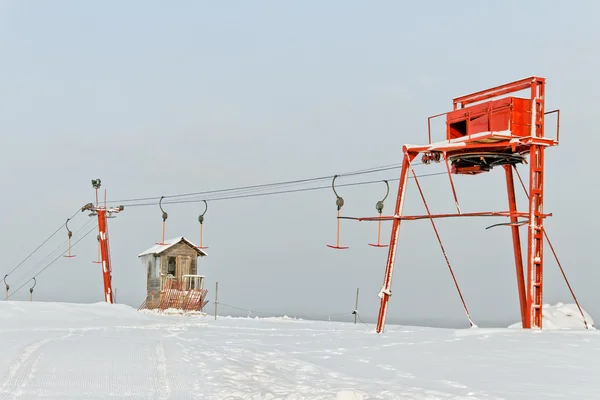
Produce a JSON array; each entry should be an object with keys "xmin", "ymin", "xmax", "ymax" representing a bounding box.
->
[
  {"xmin": 29, "ymin": 278, "xmax": 36, "ymax": 302},
  {"xmin": 3, "ymin": 275, "xmax": 9, "ymax": 301},
  {"xmin": 354, "ymin": 287, "xmax": 360, "ymax": 324},
  {"xmin": 214, "ymin": 281, "xmax": 219, "ymax": 320}
]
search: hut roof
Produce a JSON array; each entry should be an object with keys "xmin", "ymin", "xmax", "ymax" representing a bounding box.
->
[{"xmin": 137, "ymin": 237, "xmax": 208, "ymax": 258}]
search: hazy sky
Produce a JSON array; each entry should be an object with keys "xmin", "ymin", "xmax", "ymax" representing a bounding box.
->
[{"xmin": 1, "ymin": 1, "xmax": 599, "ymax": 328}]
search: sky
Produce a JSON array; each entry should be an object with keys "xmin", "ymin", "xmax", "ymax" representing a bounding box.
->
[{"xmin": 1, "ymin": 1, "xmax": 599, "ymax": 328}]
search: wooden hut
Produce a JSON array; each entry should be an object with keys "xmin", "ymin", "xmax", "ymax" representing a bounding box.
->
[{"xmin": 137, "ymin": 237, "xmax": 209, "ymax": 312}]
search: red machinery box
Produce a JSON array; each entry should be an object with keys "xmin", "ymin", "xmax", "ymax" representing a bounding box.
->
[{"xmin": 446, "ymin": 96, "xmax": 532, "ymax": 140}]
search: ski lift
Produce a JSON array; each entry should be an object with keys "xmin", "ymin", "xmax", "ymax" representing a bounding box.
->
[
  {"xmin": 107, "ymin": 211, "xmax": 118, "ymax": 219},
  {"xmin": 327, "ymin": 175, "xmax": 349, "ymax": 249},
  {"xmin": 29, "ymin": 278, "xmax": 36, "ymax": 301},
  {"xmin": 156, "ymin": 196, "xmax": 168, "ymax": 245},
  {"xmin": 196, "ymin": 200, "xmax": 209, "ymax": 250},
  {"xmin": 368, "ymin": 180, "xmax": 390, "ymax": 248},
  {"xmin": 108, "ymin": 205, "xmax": 124, "ymax": 218},
  {"xmin": 63, "ymin": 218, "xmax": 76, "ymax": 258}
]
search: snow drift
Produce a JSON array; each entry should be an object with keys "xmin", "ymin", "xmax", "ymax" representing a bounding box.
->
[{"xmin": 508, "ymin": 302, "xmax": 595, "ymax": 329}]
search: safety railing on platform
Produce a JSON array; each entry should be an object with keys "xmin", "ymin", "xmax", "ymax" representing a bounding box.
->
[{"xmin": 138, "ymin": 277, "xmax": 209, "ymax": 312}]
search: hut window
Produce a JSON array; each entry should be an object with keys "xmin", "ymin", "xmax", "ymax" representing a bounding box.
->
[
  {"xmin": 167, "ymin": 257, "xmax": 176, "ymax": 276},
  {"xmin": 155, "ymin": 257, "xmax": 161, "ymax": 278}
]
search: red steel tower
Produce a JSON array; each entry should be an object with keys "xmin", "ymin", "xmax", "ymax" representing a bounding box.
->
[
  {"xmin": 81, "ymin": 179, "xmax": 124, "ymax": 304},
  {"xmin": 348, "ymin": 77, "xmax": 572, "ymax": 333}
]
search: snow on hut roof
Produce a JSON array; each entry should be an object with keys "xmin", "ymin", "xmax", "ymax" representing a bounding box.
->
[{"xmin": 138, "ymin": 237, "xmax": 208, "ymax": 257}]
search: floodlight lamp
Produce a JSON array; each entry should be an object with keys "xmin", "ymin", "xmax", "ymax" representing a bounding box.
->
[{"xmin": 92, "ymin": 179, "xmax": 102, "ymax": 189}]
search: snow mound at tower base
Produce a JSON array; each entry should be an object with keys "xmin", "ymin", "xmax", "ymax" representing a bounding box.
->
[{"xmin": 508, "ymin": 302, "xmax": 595, "ymax": 329}]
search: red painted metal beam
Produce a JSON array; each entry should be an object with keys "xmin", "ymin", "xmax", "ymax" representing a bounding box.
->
[
  {"xmin": 375, "ymin": 152, "xmax": 415, "ymax": 334},
  {"xmin": 341, "ymin": 211, "xmax": 540, "ymax": 222},
  {"xmin": 453, "ymin": 76, "xmax": 545, "ymax": 108},
  {"xmin": 526, "ymin": 79, "xmax": 546, "ymax": 328},
  {"xmin": 406, "ymin": 136, "xmax": 556, "ymax": 157},
  {"xmin": 505, "ymin": 165, "xmax": 527, "ymax": 326}
]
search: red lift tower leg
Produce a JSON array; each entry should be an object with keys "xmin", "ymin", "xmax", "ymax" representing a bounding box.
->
[
  {"xmin": 505, "ymin": 164, "xmax": 527, "ymax": 326},
  {"xmin": 376, "ymin": 152, "xmax": 416, "ymax": 334},
  {"xmin": 514, "ymin": 165, "xmax": 589, "ymax": 329},
  {"xmin": 527, "ymin": 144, "xmax": 545, "ymax": 328},
  {"xmin": 526, "ymin": 80, "xmax": 546, "ymax": 329}
]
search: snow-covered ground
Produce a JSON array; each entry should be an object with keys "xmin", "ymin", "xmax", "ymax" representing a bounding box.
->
[{"xmin": 0, "ymin": 301, "xmax": 599, "ymax": 399}]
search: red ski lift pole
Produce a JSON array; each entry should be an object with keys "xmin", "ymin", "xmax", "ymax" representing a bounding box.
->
[
  {"xmin": 196, "ymin": 200, "xmax": 209, "ymax": 250},
  {"xmin": 327, "ymin": 175, "xmax": 349, "ymax": 250},
  {"xmin": 156, "ymin": 196, "xmax": 168, "ymax": 245},
  {"xmin": 369, "ymin": 180, "xmax": 390, "ymax": 248},
  {"xmin": 29, "ymin": 277, "xmax": 36, "ymax": 302},
  {"xmin": 63, "ymin": 218, "xmax": 76, "ymax": 258}
]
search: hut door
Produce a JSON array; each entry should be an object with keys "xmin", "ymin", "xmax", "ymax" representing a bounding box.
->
[{"xmin": 176, "ymin": 256, "xmax": 191, "ymax": 280}]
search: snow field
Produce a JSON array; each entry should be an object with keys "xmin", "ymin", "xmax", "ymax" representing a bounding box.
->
[{"xmin": 0, "ymin": 301, "xmax": 598, "ymax": 399}]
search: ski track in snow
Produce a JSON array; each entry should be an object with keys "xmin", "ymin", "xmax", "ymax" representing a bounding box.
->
[
  {"xmin": 0, "ymin": 302, "xmax": 599, "ymax": 399},
  {"xmin": 153, "ymin": 341, "xmax": 170, "ymax": 400},
  {"xmin": 0, "ymin": 329, "xmax": 78, "ymax": 400},
  {"xmin": 0, "ymin": 336, "xmax": 52, "ymax": 400}
]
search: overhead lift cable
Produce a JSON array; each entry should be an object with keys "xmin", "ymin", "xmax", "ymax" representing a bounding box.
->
[
  {"xmin": 6, "ymin": 163, "xmax": 446, "ymax": 299},
  {"xmin": 8, "ymin": 219, "xmax": 97, "ymax": 290},
  {"xmin": 105, "ymin": 162, "xmax": 422, "ymax": 206},
  {"xmin": 6, "ymin": 222, "xmax": 98, "ymax": 300},
  {"xmin": 119, "ymin": 171, "xmax": 447, "ymax": 209},
  {"xmin": 4, "ymin": 208, "xmax": 81, "ymax": 279}
]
